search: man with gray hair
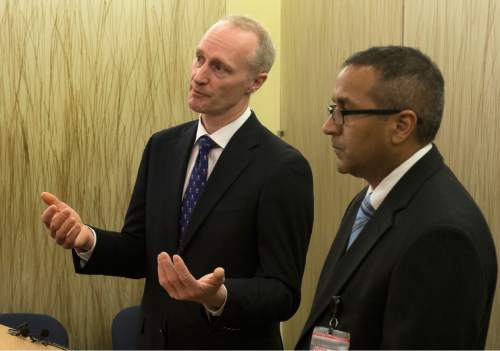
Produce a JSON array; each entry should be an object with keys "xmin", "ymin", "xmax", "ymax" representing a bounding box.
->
[
  {"xmin": 41, "ymin": 16, "xmax": 313, "ymax": 349},
  {"xmin": 297, "ymin": 46, "xmax": 496, "ymax": 349}
]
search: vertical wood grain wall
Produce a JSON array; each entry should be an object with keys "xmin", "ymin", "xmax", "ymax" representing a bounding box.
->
[
  {"xmin": 280, "ymin": 0, "xmax": 499, "ymax": 348},
  {"xmin": 2, "ymin": 0, "xmax": 499, "ymax": 349},
  {"xmin": 0, "ymin": 0, "xmax": 224, "ymax": 348}
]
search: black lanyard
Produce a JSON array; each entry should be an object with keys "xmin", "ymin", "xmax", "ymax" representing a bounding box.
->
[{"xmin": 328, "ymin": 295, "xmax": 342, "ymax": 334}]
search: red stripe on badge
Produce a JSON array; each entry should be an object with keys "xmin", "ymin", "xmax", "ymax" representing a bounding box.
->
[{"xmin": 312, "ymin": 332, "xmax": 349, "ymax": 343}]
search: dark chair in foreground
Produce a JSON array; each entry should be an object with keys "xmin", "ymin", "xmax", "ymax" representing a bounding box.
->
[
  {"xmin": 112, "ymin": 305, "xmax": 141, "ymax": 350},
  {"xmin": 0, "ymin": 312, "xmax": 69, "ymax": 347}
]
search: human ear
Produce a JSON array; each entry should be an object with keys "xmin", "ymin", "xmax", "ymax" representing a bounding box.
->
[
  {"xmin": 391, "ymin": 110, "xmax": 418, "ymax": 144},
  {"xmin": 246, "ymin": 72, "xmax": 268, "ymax": 94}
]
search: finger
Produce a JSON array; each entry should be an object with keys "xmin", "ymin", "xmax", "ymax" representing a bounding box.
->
[
  {"xmin": 157, "ymin": 264, "xmax": 166, "ymax": 292},
  {"xmin": 49, "ymin": 210, "xmax": 71, "ymax": 234},
  {"xmin": 54, "ymin": 220, "xmax": 73, "ymax": 245},
  {"xmin": 164, "ymin": 253, "xmax": 181, "ymax": 287},
  {"xmin": 172, "ymin": 255, "xmax": 196, "ymax": 287},
  {"xmin": 157, "ymin": 252, "xmax": 170, "ymax": 282},
  {"xmin": 41, "ymin": 205, "xmax": 58, "ymax": 228},
  {"xmin": 62, "ymin": 223, "xmax": 81, "ymax": 249},
  {"xmin": 57, "ymin": 215, "xmax": 76, "ymax": 237},
  {"xmin": 157, "ymin": 253, "xmax": 180, "ymax": 297},
  {"xmin": 56, "ymin": 217, "xmax": 76, "ymax": 247},
  {"xmin": 41, "ymin": 192, "xmax": 63, "ymax": 208}
]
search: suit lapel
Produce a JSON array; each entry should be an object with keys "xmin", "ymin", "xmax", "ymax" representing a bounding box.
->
[
  {"xmin": 301, "ymin": 191, "xmax": 364, "ymax": 335},
  {"xmin": 178, "ymin": 114, "xmax": 261, "ymax": 254},
  {"xmin": 160, "ymin": 123, "xmax": 197, "ymax": 252},
  {"xmin": 300, "ymin": 145, "xmax": 445, "ymax": 341},
  {"xmin": 313, "ymin": 192, "xmax": 364, "ymax": 300}
]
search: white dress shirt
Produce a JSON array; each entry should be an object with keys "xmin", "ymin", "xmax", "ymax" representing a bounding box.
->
[
  {"xmin": 182, "ymin": 107, "xmax": 251, "ymax": 195},
  {"xmin": 368, "ymin": 143, "xmax": 432, "ymax": 209}
]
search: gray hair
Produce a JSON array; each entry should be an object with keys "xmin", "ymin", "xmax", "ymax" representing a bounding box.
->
[{"xmin": 216, "ymin": 15, "xmax": 275, "ymax": 75}]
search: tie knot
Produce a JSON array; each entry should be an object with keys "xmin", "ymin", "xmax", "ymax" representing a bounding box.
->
[{"xmin": 197, "ymin": 135, "xmax": 216, "ymax": 153}]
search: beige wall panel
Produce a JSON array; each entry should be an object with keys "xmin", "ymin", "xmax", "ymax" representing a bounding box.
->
[
  {"xmin": 280, "ymin": 0, "xmax": 403, "ymax": 347},
  {"xmin": 404, "ymin": 0, "xmax": 500, "ymax": 347},
  {"xmin": 0, "ymin": 0, "xmax": 225, "ymax": 348}
]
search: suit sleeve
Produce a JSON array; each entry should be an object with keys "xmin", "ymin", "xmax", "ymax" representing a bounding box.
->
[
  {"xmin": 72, "ymin": 137, "xmax": 152, "ymax": 279},
  {"xmin": 218, "ymin": 151, "xmax": 314, "ymax": 327},
  {"xmin": 382, "ymin": 226, "xmax": 489, "ymax": 349}
]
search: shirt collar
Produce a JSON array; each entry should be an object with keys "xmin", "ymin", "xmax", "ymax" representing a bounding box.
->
[
  {"xmin": 194, "ymin": 107, "xmax": 252, "ymax": 148},
  {"xmin": 368, "ymin": 143, "xmax": 433, "ymax": 209}
]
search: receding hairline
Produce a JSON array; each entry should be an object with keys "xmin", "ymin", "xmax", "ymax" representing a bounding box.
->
[
  {"xmin": 336, "ymin": 64, "xmax": 384, "ymax": 103},
  {"xmin": 208, "ymin": 16, "xmax": 275, "ymax": 74}
]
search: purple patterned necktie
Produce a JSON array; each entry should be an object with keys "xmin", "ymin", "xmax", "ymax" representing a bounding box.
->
[{"xmin": 179, "ymin": 135, "xmax": 216, "ymax": 236}]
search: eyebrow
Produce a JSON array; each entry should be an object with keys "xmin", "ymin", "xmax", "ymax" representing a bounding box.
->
[
  {"xmin": 195, "ymin": 49, "xmax": 233, "ymax": 71},
  {"xmin": 334, "ymin": 96, "xmax": 349, "ymax": 106}
]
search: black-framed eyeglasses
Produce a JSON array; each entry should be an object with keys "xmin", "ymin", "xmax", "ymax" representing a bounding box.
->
[{"xmin": 327, "ymin": 104, "xmax": 402, "ymax": 125}]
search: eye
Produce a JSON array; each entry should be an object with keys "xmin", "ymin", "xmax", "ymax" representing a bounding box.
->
[
  {"xmin": 195, "ymin": 54, "xmax": 204, "ymax": 66},
  {"xmin": 212, "ymin": 62, "xmax": 224, "ymax": 72},
  {"xmin": 334, "ymin": 98, "xmax": 347, "ymax": 110}
]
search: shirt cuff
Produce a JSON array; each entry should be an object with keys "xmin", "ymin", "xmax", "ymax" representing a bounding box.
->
[
  {"xmin": 74, "ymin": 226, "xmax": 97, "ymax": 267},
  {"xmin": 204, "ymin": 285, "xmax": 227, "ymax": 317}
]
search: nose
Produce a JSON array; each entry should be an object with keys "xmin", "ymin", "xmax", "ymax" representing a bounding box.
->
[
  {"xmin": 322, "ymin": 116, "xmax": 341, "ymax": 135},
  {"xmin": 192, "ymin": 62, "xmax": 209, "ymax": 85}
]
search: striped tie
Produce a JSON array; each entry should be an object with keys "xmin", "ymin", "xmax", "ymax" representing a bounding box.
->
[{"xmin": 347, "ymin": 192, "xmax": 375, "ymax": 249}]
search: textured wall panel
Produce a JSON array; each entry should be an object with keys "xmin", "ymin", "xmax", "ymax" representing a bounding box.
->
[
  {"xmin": 404, "ymin": 0, "xmax": 500, "ymax": 347},
  {"xmin": 0, "ymin": 0, "xmax": 225, "ymax": 348}
]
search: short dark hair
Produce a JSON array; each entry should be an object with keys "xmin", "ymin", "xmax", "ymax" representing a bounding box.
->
[{"xmin": 343, "ymin": 46, "xmax": 445, "ymax": 144}]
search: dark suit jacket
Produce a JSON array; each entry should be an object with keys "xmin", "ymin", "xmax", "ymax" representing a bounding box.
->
[
  {"xmin": 296, "ymin": 146, "xmax": 497, "ymax": 350},
  {"xmin": 74, "ymin": 113, "xmax": 314, "ymax": 349}
]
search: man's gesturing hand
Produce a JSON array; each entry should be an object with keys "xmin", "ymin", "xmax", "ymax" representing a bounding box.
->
[
  {"xmin": 40, "ymin": 192, "xmax": 94, "ymax": 251},
  {"xmin": 157, "ymin": 252, "xmax": 226, "ymax": 310}
]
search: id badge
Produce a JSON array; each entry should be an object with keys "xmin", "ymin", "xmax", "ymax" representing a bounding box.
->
[{"xmin": 310, "ymin": 326, "xmax": 350, "ymax": 351}]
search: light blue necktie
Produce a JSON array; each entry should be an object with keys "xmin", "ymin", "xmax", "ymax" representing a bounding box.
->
[
  {"xmin": 347, "ymin": 192, "xmax": 375, "ymax": 249},
  {"xmin": 179, "ymin": 135, "xmax": 216, "ymax": 236}
]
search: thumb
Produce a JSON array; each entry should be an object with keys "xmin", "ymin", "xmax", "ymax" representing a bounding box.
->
[
  {"xmin": 41, "ymin": 192, "xmax": 63, "ymax": 208},
  {"xmin": 213, "ymin": 267, "xmax": 225, "ymax": 285}
]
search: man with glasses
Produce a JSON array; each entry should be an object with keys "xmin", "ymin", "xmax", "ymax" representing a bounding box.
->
[{"xmin": 296, "ymin": 46, "xmax": 497, "ymax": 349}]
